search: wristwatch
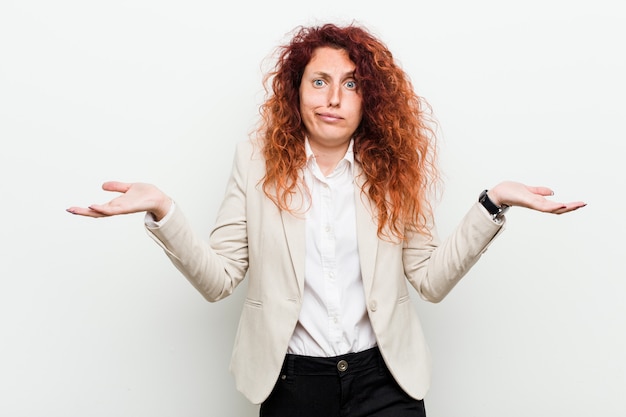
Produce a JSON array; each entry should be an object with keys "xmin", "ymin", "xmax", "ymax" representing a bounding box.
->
[{"xmin": 478, "ymin": 189, "xmax": 509, "ymax": 220}]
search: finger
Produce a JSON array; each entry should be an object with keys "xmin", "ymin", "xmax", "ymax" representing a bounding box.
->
[
  {"xmin": 543, "ymin": 203, "xmax": 567, "ymax": 213},
  {"xmin": 102, "ymin": 181, "xmax": 132, "ymax": 193},
  {"xmin": 66, "ymin": 206, "xmax": 109, "ymax": 218},
  {"xmin": 560, "ymin": 201, "xmax": 587, "ymax": 214},
  {"xmin": 549, "ymin": 201, "xmax": 587, "ymax": 215},
  {"xmin": 87, "ymin": 203, "xmax": 122, "ymax": 216}
]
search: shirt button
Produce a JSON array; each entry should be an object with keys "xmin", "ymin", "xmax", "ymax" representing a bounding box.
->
[
  {"xmin": 369, "ymin": 300, "xmax": 378, "ymax": 312},
  {"xmin": 337, "ymin": 360, "xmax": 348, "ymax": 372}
]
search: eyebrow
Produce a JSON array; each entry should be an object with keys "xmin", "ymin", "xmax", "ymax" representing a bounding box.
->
[{"xmin": 310, "ymin": 70, "xmax": 356, "ymax": 79}]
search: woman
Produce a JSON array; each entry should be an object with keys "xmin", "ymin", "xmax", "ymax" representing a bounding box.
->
[{"xmin": 67, "ymin": 23, "xmax": 585, "ymax": 416}]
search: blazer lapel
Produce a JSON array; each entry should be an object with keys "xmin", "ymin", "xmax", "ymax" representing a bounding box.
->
[
  {"xmin": 280, "ymin": 185, "xmax": 307, "ymax": 298},
  {"xmin": 354, "ymin": 166, "xmax": 379, "ymax": 296},
  {"xmin": 279, "ymin": 165, "xmax": 380, "ymax": 299}
]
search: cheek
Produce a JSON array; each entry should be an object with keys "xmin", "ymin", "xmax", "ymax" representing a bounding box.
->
[
  {"xmin": 351, "ymin": 99, "xmax": 364, "ymax": 122},
  {"xmin": 299, "ymin": 99, "xmax": 311, "ymax": 121},
  {"xmin": 299, "ymin": 101, "xmax": 314, "ymax": 132},
  {"xmin": 300, "ymin": 89, "xmax": 322, "ymax": 110},
  {"xmin": 299, "ymin": 92, "xmax": 320, "ymax": 122}
]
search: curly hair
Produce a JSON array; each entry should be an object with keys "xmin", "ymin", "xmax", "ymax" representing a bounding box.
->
[{"xmin": 257, "ymin": 22, "xmax": 439, "ymax": 241}]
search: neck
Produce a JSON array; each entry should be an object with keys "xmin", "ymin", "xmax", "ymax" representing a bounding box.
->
[{"xmin": 309, "ymin": 141, "xmax": 350, "ymax": 176}]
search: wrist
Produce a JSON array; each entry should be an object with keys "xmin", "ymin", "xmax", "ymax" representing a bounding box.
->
[
  {"xmin": 486, "ymin": 186, "xmax": 504, "ymax": 207},
  {"xmin": 479, "ymin": 189, "xmax": 509, "ymax": 220},
  {"xmin": 150, "ymin": 196, "xmax": 172, "ymax": 222}
]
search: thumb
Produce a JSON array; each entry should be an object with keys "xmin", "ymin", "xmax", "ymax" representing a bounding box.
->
[
  {"xmin": 527, "ymin": 185, "xmax": 555, "ymax": 197},
  {"xmin": 102, "ymin": 181, "xmax": 132, "ymax": 193}
]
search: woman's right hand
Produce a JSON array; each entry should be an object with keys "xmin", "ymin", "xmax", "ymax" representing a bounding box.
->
[{"xmin": 66, "ymin": 181, "xmax": 172, "ymax": 221}]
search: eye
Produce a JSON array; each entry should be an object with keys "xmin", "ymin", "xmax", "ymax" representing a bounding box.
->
[
  {"xmin": 313, "ymin": 79, "xmax": 325, "ymax": 87},
  {"xmin": 345, "ymin": 80, "xmax": 357, "ymax": 90}
]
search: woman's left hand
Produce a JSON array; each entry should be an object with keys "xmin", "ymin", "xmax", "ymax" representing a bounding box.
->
[{"xmin": 487, "ymin": 181, "xmax": 586, "ymax": 215}]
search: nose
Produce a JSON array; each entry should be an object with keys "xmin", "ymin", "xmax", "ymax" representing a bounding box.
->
[{"xmin": 328, "ymin": 84, "xmax": 341, "ymax": 107}]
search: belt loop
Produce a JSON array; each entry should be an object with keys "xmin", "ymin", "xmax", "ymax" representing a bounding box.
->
[
  {"xmin": 286, "ymin": 354, "xmax": 295, "ymax": 377},
  {"xmin": 279, "ymin": 354, "xmax": 294, "ymax": 381}
]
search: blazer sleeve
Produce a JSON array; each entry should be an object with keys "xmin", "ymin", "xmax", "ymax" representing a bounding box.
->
[
  {"xmin": 403, "ymin": 202, "xmax": 505, "ymax": 303},
  {"xmin": 144, "ymin": 142, "xmax": 251, "ymax": 302}
]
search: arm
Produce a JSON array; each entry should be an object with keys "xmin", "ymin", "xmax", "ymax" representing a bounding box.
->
[
  {"xmin": 403, "ymin": 201, "xmax": 503, "ymax": 303},
  {"xmin": 145, "ymin": 145, "xmax": 250, "ymax": 302},
  {"xmin": 404, "ymin": 181, "xmax": 586, "ymax": 302},
  {"xmin": 66, "ymin": 142, "xmax": 253, "ymax": 302}
]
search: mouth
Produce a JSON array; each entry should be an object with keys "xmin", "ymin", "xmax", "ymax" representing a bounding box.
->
[{"xmin": 317, "ymin": 112, "xmax": 343, "ymax": 122}]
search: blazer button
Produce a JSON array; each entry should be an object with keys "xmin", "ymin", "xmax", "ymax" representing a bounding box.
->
[
  {"xmin": 369, "ymin": 300, "xmax": 378, "ymax": 312},
  {"xmin": 337, "ymin": 360, "xmax": 348, "ymax": 372}
]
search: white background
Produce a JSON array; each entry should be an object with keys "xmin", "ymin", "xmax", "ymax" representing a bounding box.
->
[{"xmin": 1, "ymin": 1, "xmax": 624, "ymax": 416}]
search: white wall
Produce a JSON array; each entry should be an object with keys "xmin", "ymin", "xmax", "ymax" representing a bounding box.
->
[{"xmin": 1, "ymin": 1, "xmax": 624, "ymax": 416}]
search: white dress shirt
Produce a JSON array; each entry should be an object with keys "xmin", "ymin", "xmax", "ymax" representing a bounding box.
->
[
  {"xmin": 286, "ymin": 139, "xmax": 377, "ymax": 357},
  {"xmin": 147, "ymin": 139, "xmax": 377, "ymax": 358}
]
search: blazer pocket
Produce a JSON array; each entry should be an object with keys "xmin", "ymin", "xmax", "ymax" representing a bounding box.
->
[
  {"xmin": 244, "ymin": 298, "xmax": 263, "ymax": 309},
  {"xmin": 397, "ymin": 294, "xmax": 410, "ymax": 304}
]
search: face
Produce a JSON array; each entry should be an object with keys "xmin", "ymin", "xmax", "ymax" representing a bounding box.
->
[{"xmin": 299, "ymin": 46, "xmax": 363, "ymax": 153}]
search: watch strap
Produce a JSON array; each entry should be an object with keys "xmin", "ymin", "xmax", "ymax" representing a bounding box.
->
[{"xmin": 479, "ymin": 189, "xmax": 509, "ymax": 218}]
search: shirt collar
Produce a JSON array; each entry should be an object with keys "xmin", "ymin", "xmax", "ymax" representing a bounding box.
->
[{"xmin": 305, "ymin": 138, "xmax": 355, "ymax": 171}]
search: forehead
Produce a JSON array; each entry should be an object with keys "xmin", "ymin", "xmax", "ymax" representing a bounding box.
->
[{"xmin": 305, "ymin": 46, "xmax": 356, "ymax": 73}]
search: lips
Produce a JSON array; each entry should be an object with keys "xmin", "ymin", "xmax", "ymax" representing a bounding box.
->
[{"xmin": 317, "ymin": 112, "xmax": 343, "ymax": 122}]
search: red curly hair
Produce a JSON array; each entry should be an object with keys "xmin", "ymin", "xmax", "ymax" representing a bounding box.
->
[{"xmin": 258, "ymin": 23, "xmax": 439, "ymax": 240}]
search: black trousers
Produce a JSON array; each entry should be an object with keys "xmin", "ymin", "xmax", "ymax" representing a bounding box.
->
[{"xmin": 260, "ymin": 347, "xmax": 426, "ymax": 417}]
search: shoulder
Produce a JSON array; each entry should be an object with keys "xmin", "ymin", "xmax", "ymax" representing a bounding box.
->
[
  {"xmin": 235, "ymin": 137, "xmax": 264, "ymax": 161},
  {"xmin": 231, "ymin": 138, "xmax": 266, "ymax": 180}
]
